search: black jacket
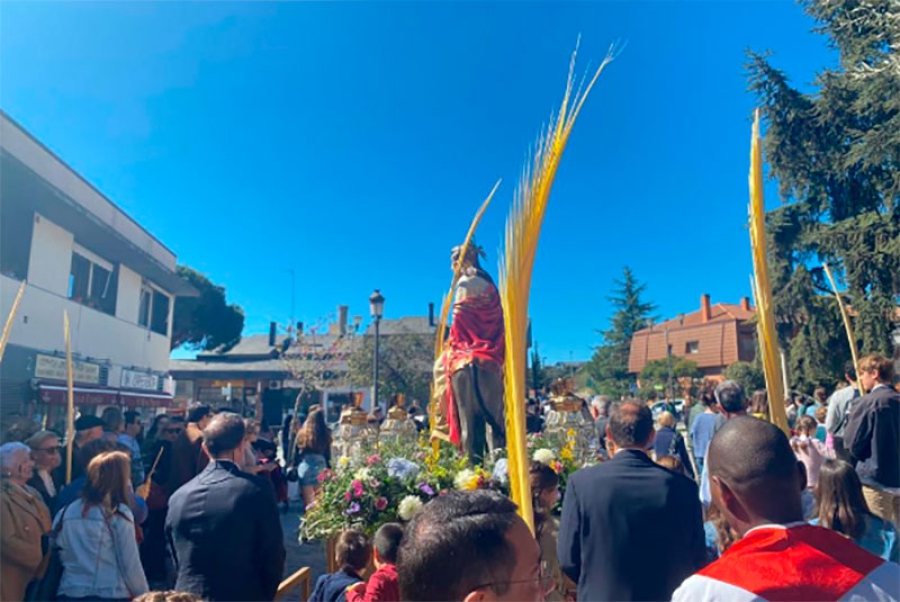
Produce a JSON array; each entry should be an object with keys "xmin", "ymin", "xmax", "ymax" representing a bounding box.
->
[
  {"xmin": 27, "ymin": 471, "xmax": 60, "ymax": 516},
  {"xmin": 558, "ymin": 450, "xmax": 706, "ymax": 601},
  {"xmin": 845, "ymin": 384, "xmax": 900, "ymax": 488},
  {"xmin": 165, "ymin": 460, "xmax": 286, "ymax": 601}
]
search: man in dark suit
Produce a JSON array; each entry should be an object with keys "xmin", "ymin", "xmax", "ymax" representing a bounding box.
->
[
  {"xmin": 166, "ymin": 412, "xmax": 286, "ymax": 601},
  {"xmin": 558, "ymin": 399, "xmax": 706, "ymax": 601},
  {"xmin": 845, "ymin": 353, "xmax": 900, "ymax": 526}
]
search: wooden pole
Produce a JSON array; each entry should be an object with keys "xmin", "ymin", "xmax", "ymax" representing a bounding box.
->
[
  {"xmin": 64, "ymin": 311, "xmax": 76, "ymax": 485},
  {"xmin": 822, "ymin": 262, "xmax": 860, "ymax": 375},
  {"xmin": 0, "ymin": 280, "xmax": 27, "ymax": 365}
]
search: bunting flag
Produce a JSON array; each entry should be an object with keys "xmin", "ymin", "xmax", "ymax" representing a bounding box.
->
[
  {"xmin": 499, "ymin": 43, "xmax": 615, "ymax": 532},
  {"xmin": 748, "ymin": 109, "xmax": 789, "ymax": 436}
]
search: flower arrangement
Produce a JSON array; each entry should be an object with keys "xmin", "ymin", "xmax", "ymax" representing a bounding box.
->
[
  {"xmin": 300, "ymin": 432, "xmax": 597, "ymax": 540},
  {"xmin": 300, "ymin": 438, "xmax": 506, "ymax": 540}
]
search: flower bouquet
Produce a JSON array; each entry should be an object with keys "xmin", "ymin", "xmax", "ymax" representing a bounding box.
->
[{"xmin": 300, "ymin": 438, "xmax": 506, "ymax": 541}]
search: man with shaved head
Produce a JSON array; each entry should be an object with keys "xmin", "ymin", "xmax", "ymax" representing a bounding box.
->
[
  {"xmin": 673, "ymin": 416, "xmax": 899, "ymax": 601},
  {"xmin": 558, "ymin": 399, "xmax": 705, "ymax": 601}
]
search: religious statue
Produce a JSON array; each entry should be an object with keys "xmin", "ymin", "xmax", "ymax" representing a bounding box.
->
[
  {"xmin": 432, "ymin": 244, "xmax": 505, "ymax": 464},
  {"xmin": 332, "ymin": 392, "xmax": 378, "ymax": 462},
  {"xmin": 544, "ymin": 378, "xmax": 596, "ymax": 464}
]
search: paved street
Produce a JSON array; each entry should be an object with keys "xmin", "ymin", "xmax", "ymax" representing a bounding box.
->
[{"xmin": 280, "ymin": 506, "xmax": 327, "ymax": 601}]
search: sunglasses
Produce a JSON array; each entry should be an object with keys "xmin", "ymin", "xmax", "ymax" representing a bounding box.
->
[
  {"xmin": 164, "ymin": 428, "xmax": 184, "ymax": 434},
  {"xmin": 35, "ymin": 446, "xmax": 62, "ymax": 454}
]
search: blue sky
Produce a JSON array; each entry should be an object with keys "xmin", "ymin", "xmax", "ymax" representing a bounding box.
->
[{"xmin": 1, "ymin": 1, "xmax": 835, "ymax": 363}]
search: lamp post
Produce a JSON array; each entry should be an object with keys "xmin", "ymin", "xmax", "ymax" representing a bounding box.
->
[{"xmin": 369, "ymin": 289, "xmax": 385, "ymax": 414}]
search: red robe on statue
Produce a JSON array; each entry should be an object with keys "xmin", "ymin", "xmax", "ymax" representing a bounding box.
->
[{"xmin": 444, "ymin": 276, "xmax": 505, "ymax": 446}]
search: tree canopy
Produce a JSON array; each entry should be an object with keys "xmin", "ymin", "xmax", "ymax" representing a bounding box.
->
[
  {"xmin": 347, "ymin": 326, "xmax": 433, "ymax": 407},
  {"xmin": 747, "ymin": 0, "xmax": 899, "ymax": 389},
  {"xmin": 586, "ymin": 267, "xmax": 657, "ymax": 399},
  {"xmin": 171, "ymin": 266, "xmax": 245, "ymax": 352}
]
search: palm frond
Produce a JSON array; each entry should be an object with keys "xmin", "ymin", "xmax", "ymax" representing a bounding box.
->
[{"xmin": 499, "ymin": 44, "xmax": 616, "ymax": 532}]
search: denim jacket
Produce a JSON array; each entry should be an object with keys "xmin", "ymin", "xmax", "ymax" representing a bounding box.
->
[{"xmin": 53, "ymin": 500, "xmax": 149, "ymax": 600}]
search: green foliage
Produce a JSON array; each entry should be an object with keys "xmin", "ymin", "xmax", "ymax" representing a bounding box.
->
[
  {"xmin": 746, "ymin": 0, "xmax": 900, "ymax": 387},
  {"xmin": 347, "ymin": 326, "xmax": 433, "ymax": 406},
  {"xmin": 639, "ymin": 358, "xmax": 701, "ymax": 397},
  {"xmin": 586, "ymin": 267, "xmax": 657, "ymax": 399},
  {"xmin": 724, "ymin": 361, "xmax": 766, "ymax": 394},
  {"xmin": 171, "ymin": 266, "xmax": 244, "ymax": 351}
]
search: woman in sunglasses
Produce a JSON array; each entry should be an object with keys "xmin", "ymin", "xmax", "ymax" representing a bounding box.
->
[{"xmin": 25, "ymin": 430, "xmax": 63, "ymax": 514}]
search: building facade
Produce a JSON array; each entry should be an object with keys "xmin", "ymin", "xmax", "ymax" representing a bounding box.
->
[
  {"xmin": 628, "ymin": 294, "xmax": 757, "ymax": 381},
  {"xmin": 0, "ymin": 112, "xmax": 196, "ymax": 426}
]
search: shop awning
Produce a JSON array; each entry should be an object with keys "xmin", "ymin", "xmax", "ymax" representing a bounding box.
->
[
  {"xmin": 119, "ymin": 390, "xmax": 173, "ymax": 408},
  {"xmin": 38, "ymin": 384, "xmax": 118, "ymax": 406},
  {"xmin": 37, "ymin": 384, "xmax": 174, "ymax": 408}
]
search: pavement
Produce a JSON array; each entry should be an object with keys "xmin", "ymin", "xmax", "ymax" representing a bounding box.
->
[{"xmin": 280, "ymin": 504, "xmax": 327, "ymax": 601}]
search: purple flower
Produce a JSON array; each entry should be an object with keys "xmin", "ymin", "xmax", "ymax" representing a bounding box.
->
[
  {"xmin": 344, "ymin": 502, "xmax": 361, "ymax": 516},
  {"xmin": 375, "ymin": 497, "xmax": 388, "ymax": 511},
  {"xmin": 418, "ymin": 482, "xmax": 436, "ymax": 497}
]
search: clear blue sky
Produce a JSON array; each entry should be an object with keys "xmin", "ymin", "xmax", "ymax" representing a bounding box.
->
[{"xmin": 1, "ymin": 1, "xmax": 834, "ymax": 363}]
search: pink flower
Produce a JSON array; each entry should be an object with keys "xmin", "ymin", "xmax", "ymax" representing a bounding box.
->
[
  {"xmin": 375, "ymin": 497, "xmax": 388, "ymax": 511},
  {"xmin": 344, "ymin": 490, "xmax": 352, "ymax": 502},
  {"xmin": 351, "ymin": 479, "xmax": 364, "ymax": 498},
  {"xmin": 366, "ymin": 454, "xmax": 381, "ymax": 466},
  {"xmin": 317, "ymin": 469, "xmax": 333, "ymax": 483}
]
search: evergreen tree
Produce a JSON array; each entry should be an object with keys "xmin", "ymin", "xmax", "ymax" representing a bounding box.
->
[
  {"xmin": 747, "ymin": 0, "xmax": 899, "ymax": 389},
  {"xmin": 529, "ymin": 343, "xmax": 545, "ymax": 393},
  {"xmin": 587, "ymin": 267, "xmax": 657, "ymax": 399}
]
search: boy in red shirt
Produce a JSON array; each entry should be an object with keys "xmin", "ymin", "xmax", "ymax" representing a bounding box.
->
[{"xmin": 346, "ymin": 523, "xmax": 403, "ymax": 602}]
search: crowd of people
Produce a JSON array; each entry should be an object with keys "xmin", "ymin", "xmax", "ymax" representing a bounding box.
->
[{"xmin": 1, "ymin": 352, "xmax": 898, "ymax": 601}]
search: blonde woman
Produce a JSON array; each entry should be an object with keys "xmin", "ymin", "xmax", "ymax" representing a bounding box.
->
[
  {"xmin": 653, "ymin": 412, "xmax": 695, "ymax": 479},
  {"xmin": 1, "ymin": 442, "xmax": 51, "ymax": 602}
]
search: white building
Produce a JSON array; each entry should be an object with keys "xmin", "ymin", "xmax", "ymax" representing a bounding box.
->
[{"xmin": 0, "ymin": 112, "xmax": 196, "ymax": 424}]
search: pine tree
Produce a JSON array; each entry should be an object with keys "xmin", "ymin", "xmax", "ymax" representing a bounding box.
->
[
  {"xmin": 747, "ymin": 0, "xmax": 899, "ymax": 389},
  {"xmin": 587, "ymin": 267, "xmax": 658, "ymax": 399}
]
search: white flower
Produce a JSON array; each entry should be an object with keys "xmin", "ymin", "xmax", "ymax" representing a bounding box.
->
[
  {"xmin": 354, "ymin": 467, "xmax": 372, "ymax": 481},
  {"xmin": 491, "ymin": 458, "xmax": 509, "ymax": 485},
  {"xmin": 454, "ymin": 468, "xmax": 478, "ymax": 490},
  {"xmin": 386, "ymin": 458, "xmax": 421, "ymax": 481},
  {"xmin": 398, "ymin": 495, "xmax": 423, "ymax": 521},
  {"xmin": 533, "ymin": 448, "xmax": 556, "ymax": 466}
]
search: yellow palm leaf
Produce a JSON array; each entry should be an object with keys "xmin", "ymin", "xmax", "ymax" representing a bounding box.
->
[
  {"xmin": 500, "ymin": 43, "xmax": 616, "ymax": 532},
  {"xmin": 748, "ymin": 109, "xmax": 789, "ymax": 436}
]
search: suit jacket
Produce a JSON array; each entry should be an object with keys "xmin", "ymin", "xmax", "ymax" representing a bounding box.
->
[
  {"xmin": 558, "ymin": 450, "xmax": 706, "ymax": 601},
  {"xmin": 168, "ymin": 422, "xmax": 210, "ymax": 493},
  {"xmin": 165, "ymin": 460, "xmax": 285, "ymax": 601},
  {"xmin": 845, "ymin": 384, "xmax": 900, "ymax": 488},
  {"xmin": 27, "ymin": 470, "xmax": 61, "ymax": 516},
  {"xmin": 0, "ymin": 482, "xmax": 52, "ymax": 602}
]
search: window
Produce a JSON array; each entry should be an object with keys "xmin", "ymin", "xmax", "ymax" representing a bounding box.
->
[
  {"xmin": 686, "ymin": 341, "xmax": 700, "ymax": 354},
  {"xmin": 138, "ymin": 287, "xmax": 151, "ymax": 327},
  {"xmin": 150, "ymin": 289, "xmax": 170, "ymax": 336},
  {"xmin": 69, "ymin": 253, "xmax": 91, "ymax": 301},
  {"xmin": 68, "ymin": 250, "xmax": 117, "ymax": 315}
]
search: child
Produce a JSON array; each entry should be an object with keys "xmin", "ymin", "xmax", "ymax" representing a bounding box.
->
[
  {"xmin": 811, "ymin": 459, "xmax": 898, "ymax": 561},
  {"xmin": 309, "ymin": 529, "xmax": 371, "ymax": 602},
  {"xmin": 346, "ymin": 523, "xmax": 403, "ymax": 602},
  {"xmin": 791, "ymin": 415, "xmax": 833, "ymax": 489}
]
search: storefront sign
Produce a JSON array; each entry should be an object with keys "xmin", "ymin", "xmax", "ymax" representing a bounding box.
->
[
  {"xmin": 38, "ymin": 385, "xmax": 117, "ymax": 406},
  {"xmin": 35, "ymin": 354, "xmax": 100, "ymax": 384},
  {"xmin": 121, "ymin": 369, "xmax": 159, "ymax": 391}
]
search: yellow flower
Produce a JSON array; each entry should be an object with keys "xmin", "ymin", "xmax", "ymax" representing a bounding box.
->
[
  {"xmin": 560, "ymin": 445, "xmax": 574, "ymax": 462},
  {"xmin": 338, "ymin": 456, "xmax": 350, "ymax": 469}
]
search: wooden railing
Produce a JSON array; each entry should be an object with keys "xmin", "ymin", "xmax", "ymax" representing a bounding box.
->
[{"xmin": 276, "ymin": 566, "xmax": 312, "ymax": 601}]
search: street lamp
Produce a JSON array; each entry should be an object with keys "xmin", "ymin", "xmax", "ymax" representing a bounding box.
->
[{"xmin": 369, "ymin": 289, "xmax": 385, "ymax": 414}]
